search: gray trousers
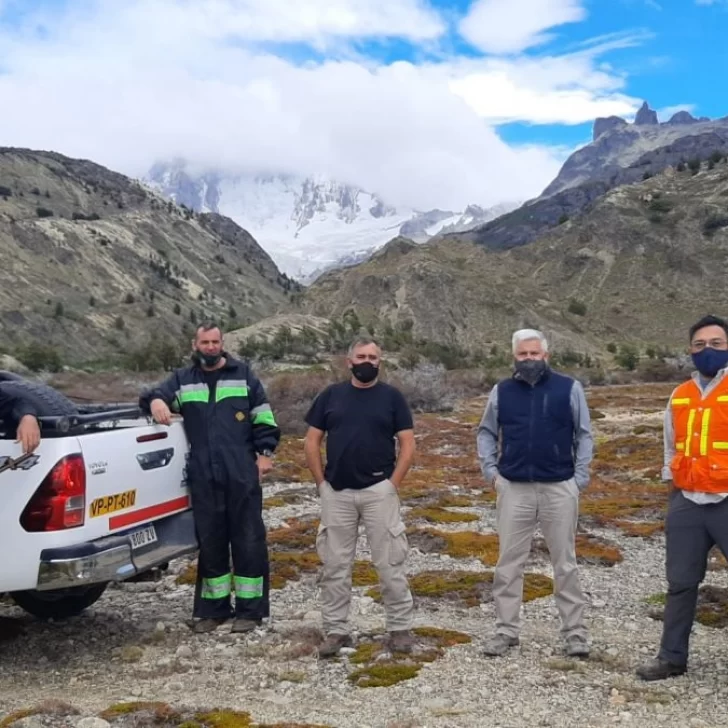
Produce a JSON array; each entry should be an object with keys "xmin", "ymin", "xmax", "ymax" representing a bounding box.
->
[
  {"xmin": 659, "ymin": 490, "xmax": 728, "ymax": 666},
  {"xmin": 493, "ymin": 475, "xmax": 587, "ymax": 639},
  {"xmin": 316, "ymin": 479, "xmax": 414, "ymax": 635}
]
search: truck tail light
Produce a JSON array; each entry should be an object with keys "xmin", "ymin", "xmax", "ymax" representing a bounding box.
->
[{"xmin": 20, "ymin": 454, "xmax": 86, "ymax": 531}]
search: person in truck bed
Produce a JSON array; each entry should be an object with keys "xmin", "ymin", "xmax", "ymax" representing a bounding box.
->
[
  {"xmin": 139, "ymin": 322, "xmax": 281, "ymax": 634},
  {"xmin": 0, "ymin": 386, "xmax": 41, "ymax": 454}
]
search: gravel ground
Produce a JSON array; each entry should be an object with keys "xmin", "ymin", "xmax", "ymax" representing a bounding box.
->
[{"xmin": 2, "ymin": 479, "xmax": 727, "ymax": 728}]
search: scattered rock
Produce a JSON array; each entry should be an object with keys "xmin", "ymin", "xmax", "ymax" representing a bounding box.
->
[{"xmin": 75, "ymin": 719, "xmax": 111, "ymax": 728}]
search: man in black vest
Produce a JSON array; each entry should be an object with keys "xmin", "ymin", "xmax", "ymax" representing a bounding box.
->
[{"xmin": 476, "ymin": 329, "xmax": 593, "ymax": 658}]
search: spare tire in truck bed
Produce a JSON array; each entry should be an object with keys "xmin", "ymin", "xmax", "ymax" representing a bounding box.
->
[
  {"xmin": 0, "ymin": 378, "xmax": 79, "ymax": 424},
  {"xmin": 0, "ymin": 370, "xmax": 27, "ymax": 383}
]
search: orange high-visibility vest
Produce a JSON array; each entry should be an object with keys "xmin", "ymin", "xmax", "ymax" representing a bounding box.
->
[{"xmin": 670, "ymin": 376, "xmax": 728, "ymax": 492}]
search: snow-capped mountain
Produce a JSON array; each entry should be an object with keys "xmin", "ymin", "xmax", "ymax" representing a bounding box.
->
[{"xmin": 146, "ymin": 161, "xmax": 518, "ymax": 280}]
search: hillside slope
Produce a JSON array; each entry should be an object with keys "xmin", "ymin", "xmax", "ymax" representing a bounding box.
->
[
  {"xmin": 300, "ymin": 161, "xmax": 728, "ymax": 354},
  {"xmin": 0, "ymin": 148, "xmax": 296, "ymax": 363}
]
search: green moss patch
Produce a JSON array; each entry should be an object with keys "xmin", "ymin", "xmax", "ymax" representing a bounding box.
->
[
  {"xmin": 648, "ymin": 585, "xmax": 728, "ymax": 627},
  {"xmin": 406, "ymin": 528, "xmax": 499, "ymax": 564},
  {"xmin": 270, "ymin": 551, "xmax": 320, "ymax": 590},
  {"xmin": 348, "ymin": 662, "xmax": 422, "ymax": 688},
  {"xmin": 194, "ymin": 711, "xmax": 253, "ymax": 728},
  {"xmin": 0, "ymin": 701, "xmax": 78, "ymax": 727},
  {"xmin": 100, "ymin": 702, "xmax": 180, "ymax": 722},
  {"xmin": 531, "ymin": 533, "xmax": 623, "ymax": 567},
  {"xmin": 412, "ymin": 626, "xmax": 472, "ymax": 647},
  {"xmin": 367, "ymin": 569, "xmax": 552, "ymax": 608},
  {"xmin": 352, "ymin": 560, "xmax": 379, "ymax": 587},
  {"xmin": 268, "ymin": 517, "xmax": 319, "ymax": 550},
  {"xmin": 407, "ymin": 506, "xmax": 479, "ymax": 524},
  {"xmin": 175, "ymin": 563, "xmax": 197, "ymax": 585},
  {"xmin": 267, "ymin": 516, "xmax": 321, "ymax": 588},
  {"xmin": 346, "ymin": 625, "xmax": 472, "ymax": 689}
]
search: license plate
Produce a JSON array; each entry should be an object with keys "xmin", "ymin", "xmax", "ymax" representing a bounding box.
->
[
  {"xmin": 89, "ymin": 489, "xmax": 137, "ymax": 517},
  {"xmin": 129, "ymin": 524, "xmax": 157, "ymax": 550}
]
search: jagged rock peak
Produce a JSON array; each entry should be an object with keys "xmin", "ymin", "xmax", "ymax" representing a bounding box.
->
[
  {"xmin": 593, "ymin": 115, "xmax": 628, "ymax": 141},
  {"xmin": 667, "ymin": 110, "xmax": 698, "ymax": 125},
  {"xmin": 634, "ymin": 101, "xmax": 659, "ymax": 126}
]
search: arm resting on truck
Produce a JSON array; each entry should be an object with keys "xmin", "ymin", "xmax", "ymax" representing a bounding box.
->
[{"xmin": 0, "ymin": 389, "xmax": 41, "ymax": 453}]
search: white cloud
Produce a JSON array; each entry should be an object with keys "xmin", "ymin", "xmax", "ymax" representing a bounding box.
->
[
  {"xmin": 459, "ymin": 0, "xmax": 586, "ymax": 54},
  {"xmin": 448, "ymin": 50, "xmax": 640, "ymax": 124},
  {"xmin": 0, "ymin": 0, "xmax": 644, "ymax": 210}
]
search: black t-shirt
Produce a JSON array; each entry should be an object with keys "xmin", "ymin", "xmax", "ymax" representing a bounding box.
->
[
  {"xmin": 305, "ymin": 381, "xmax": 413, "ymax": 491},
  {"xmin": 202, "ymin": 368, "xmax": 222, "ymax": 398}
]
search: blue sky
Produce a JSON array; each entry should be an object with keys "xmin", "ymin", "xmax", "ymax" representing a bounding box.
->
[{"xmin": 0, "ymin": 0, "xmax": 726, "ymax": 209}]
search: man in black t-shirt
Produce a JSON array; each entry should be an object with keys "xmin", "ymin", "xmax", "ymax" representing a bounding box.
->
[{"xmin": 304, "ymin": 336, "xmax": 416, "ymax": 658}]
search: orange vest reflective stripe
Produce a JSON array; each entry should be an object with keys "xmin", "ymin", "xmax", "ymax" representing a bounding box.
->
[{"xmin": 670, "ymin": 377, "xmax": 728, "ymax": 492}]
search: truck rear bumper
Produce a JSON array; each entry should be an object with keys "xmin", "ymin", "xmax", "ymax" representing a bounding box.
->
[{"xmin": 35, "ymin": 510, "xmax": 198, "ymax": 591}]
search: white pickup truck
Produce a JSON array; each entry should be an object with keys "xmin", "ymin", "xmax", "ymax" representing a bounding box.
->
[{"xmin": 0, "ymin": 372, "xmax": 198, "ymax": 620}]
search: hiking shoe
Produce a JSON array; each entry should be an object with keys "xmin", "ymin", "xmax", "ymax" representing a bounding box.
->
[
  {"xmin": 636, "ymin": 657, "xmax": 687, "ymax": 681},
  {"xmin": 318, "ymin": 633, "xmax": 353, "ymax": 658},
  {"xmin": 388, "ymin": 630, "xmax": 415, "ymax": 654},
  {"xmin": 231, "ymin": 618, "xmax": 262, "ymax": 634},
  {"xmin": 191, "ymin": 617, "xmax": 228, "ymax": 634},
  {"xmin": 564, "ymin": 634, "xmax": 590, "ymax": 658},
  {"xmin": 482, "ymin": 633, "xmax": 519, "ymax": 657}
]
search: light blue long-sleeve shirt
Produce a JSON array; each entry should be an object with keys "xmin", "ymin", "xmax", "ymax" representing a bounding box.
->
[{"xmin": 476, "ymin": 377, "xmax": 594, "ymax": 490}]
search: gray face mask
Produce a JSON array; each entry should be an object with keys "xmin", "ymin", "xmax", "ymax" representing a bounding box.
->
[{"xmin": 514, "ymin": 359, "xmax": 547, "ymax": 385}]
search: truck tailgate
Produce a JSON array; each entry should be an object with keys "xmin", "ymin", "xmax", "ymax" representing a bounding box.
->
[
  {"xmin": 0, "ymin": 421, "xmax": 191, "ymax": 592},
  {"xmin": 77, "ymin": 421, "xmax": 190, "ymax": 540}
]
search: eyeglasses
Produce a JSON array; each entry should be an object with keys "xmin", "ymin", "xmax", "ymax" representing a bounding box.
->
[{"xmin": 691, "ymin": 338, "xmax": 728, "ymax": 351}]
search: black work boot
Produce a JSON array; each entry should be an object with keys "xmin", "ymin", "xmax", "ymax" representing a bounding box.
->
[
  {"xmin": 191, "ymin": 617, "xmax": 228, "ymax": 634},
  {"xmin": 231, "ymin": 618, "xmax": 262, "ymax": 633},
  {"xmin": 635, "ymin": 656, "xmax": 687, "ymax": 681}
]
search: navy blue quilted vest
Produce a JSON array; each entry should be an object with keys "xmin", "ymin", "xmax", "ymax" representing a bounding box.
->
[{"xmin": 497, "ymin": 369, "xmax": 575, "ymax": 482}]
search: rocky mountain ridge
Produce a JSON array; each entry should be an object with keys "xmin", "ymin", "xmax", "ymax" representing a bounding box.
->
[
  {"xmin": 0, "ymin": 148, "xmax": 295, "ymax": 364},
  {"xmin": 448, "ymin": 102, "xmax": 728, "ymax": 252}
]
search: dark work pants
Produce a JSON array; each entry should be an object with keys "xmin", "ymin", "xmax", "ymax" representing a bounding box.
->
[
  {"xmin": 659, "ymin": 490, "xmax": 728, "ymax": 665},
  {"xmin": 190, "ymin": 478, "xmax": 270, "ymax": 620}
]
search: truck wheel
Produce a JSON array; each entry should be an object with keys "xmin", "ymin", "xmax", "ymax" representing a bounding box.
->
[
  {"xmin": 10, "ymin": 584, "xmax": 108, "ymax": 619},
  {"xmin": 0, "ymin": 379, "xmax": 79, "ymax": 422}
]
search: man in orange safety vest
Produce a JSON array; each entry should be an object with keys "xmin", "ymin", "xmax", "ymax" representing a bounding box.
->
[{"xmin": 637, "ymin": 314, "xmax": 728, "ymax": 680}]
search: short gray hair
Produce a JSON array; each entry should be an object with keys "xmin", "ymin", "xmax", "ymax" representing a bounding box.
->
[
  {"xmin": 511, "ymin": 328, "xmax": 549, "ymax": 353},
  {"xmin": 348, "ymin": 335, "xmax": 381, "ymax": 357}
]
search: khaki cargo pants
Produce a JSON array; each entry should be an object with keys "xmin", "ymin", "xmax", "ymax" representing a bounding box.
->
[
  {"xmin": 316, "ymin": 479, "xmax": 414, "ymax": 635},
  {"xmin": 493, "ymin": 475, "xmax": 587, "ymax": 639}
]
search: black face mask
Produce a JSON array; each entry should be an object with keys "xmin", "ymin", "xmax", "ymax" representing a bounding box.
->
[
  {"xmin": 194, "ymin": 350, "xmax": 223, "ymax": 368},
  {"xmin": 514, "ymin": 359, "xmax": 548, "ymax": 385},
  {"xmin": 351, "ymin": 362, "xmax": 379, "ymax": 384}
]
